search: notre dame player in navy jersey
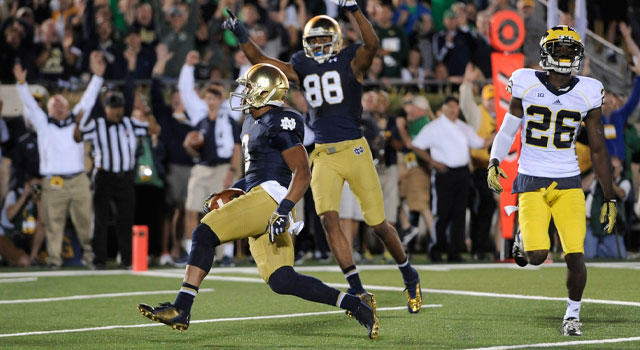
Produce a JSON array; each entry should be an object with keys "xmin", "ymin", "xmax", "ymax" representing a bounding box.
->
[
  {"xmin": 137, "ymin": 63, "xmax": 379, "ymax": 339},
  {"xmin": 224, "ymin": 0, "xmax": 422, "ymax": 316}
]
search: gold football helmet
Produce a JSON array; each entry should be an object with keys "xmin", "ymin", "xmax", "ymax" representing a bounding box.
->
[
  {"xmin": 231, "ymin": 63, "xmax": 289, "ymax": 111},
  {"xmin": 539, "ymin": 25, "xmax": 584, "ymax": 74},
  {"xmin": 302, "ymin": 15, "xmax": 343, "ymax": 63}
]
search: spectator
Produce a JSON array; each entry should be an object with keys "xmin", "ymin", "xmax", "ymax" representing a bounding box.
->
[
  {"xmin": 433, "ymin": 9, "xmax": 475, "ymax": 79},
  {"xmin": 517, "ymin": 0, "xmax": 545, "ymax": 68},
  {"xmin": 150, "ymin": 44, "xmax": 193, "ymax": 266},
  {"xmin": 132, "ymin": 2, "xmax": 157, "ymax": 48},
  {"xmin": 0, "ymin": 174, "xmax": 45, "ymax": 266},
  {"xmin": 132, "ymin": 87, "xmax": 165, "ymax": 262},
  {"xmin": 397, "ymin": 95, "xmax": 435, "ymax": 250},
  {"xmin": 401, "ymin": 48, "xmax": 426, "ymax": 89},
  {"xmin": 153, "ymin": 0, "xmax": 198, "ymax": 77},
  {"xmin": 125, "ymin": 26, "xmax": 156, "ymax": 79},
  {"xmin": 35, "ymin": 18, "xmax": 79, "ymax": 86},
  {"xmin": 76, "ymin": 51, "xmax": 149, "ymax": 270},
  {"xmin": 14, "ymin": 60, "xmax": 100, "ymax": 269},
  {"xmin": 459, "ymin": 64, "xmax": 497, "ymax": 260},
  {"xmin": 0, "ymin": 16, "xmax": 38, "ymax": 83},
  {"xmin": 601, "ymin": 60, "xmax": 640, "ymax": 163},
  {"xmin": 178, "ymin": 51, "xmax": 241, "ymax": 266},
  {"xmin": 374, "ymin": 1, "xmax": 409, "ymax": 78},
  {"xmin": 585, "ymin": 156, "xmax": 628, "ymax": 259},
  {"xmin": 411, "ymin": 96, "xmax": 493, "ymax": 262},
  {"xmin": 82, "ymin": 0, "xmax": 127, "ymax": 79},
  {"xmin": 415, "ymin": 10, "xmax": 435, "ymax": 77},
  {"xmin": 393, "ymin": 0, "xmax": 432, "ymax": 38}
]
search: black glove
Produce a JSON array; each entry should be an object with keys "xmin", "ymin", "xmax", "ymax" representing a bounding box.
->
[
  {"xmin": 221, "ymin": 9, "xmax": 249, "ymax": 44},
  {"xmin": 266, "ymin": 199, "xmax": 295, "ymax": 243}
]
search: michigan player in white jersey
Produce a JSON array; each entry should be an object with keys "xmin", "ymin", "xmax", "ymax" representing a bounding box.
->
[{"xmin": 487, "ymin": 26, "xmax": 616, "ymax": 336}]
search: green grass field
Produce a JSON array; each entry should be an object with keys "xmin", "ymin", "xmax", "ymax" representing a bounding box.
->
[{"xmin": 1, "ymin": 261, "xmax": 639, "ymax": 349}]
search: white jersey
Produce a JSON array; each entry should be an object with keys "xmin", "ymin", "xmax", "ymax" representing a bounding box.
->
[{"xmin": 508, "ymin": 68, "xmax": 604, "ymax": 178}]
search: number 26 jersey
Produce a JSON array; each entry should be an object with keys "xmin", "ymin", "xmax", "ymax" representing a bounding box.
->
[
  {"xmin": 508, "ymin": 68, "xmax": 604, "ymax": 178},
  {"xmin": 291, "ymin": 44, "xmax": 363, "ymax": 144}
]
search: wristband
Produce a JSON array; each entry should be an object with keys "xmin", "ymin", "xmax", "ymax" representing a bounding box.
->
[
  {"xmin": 345, "ymin": 4, "xmax": 359, "ymax": 12},
  {"xmin": 276, "ymin": 199, "xmax": 295, "ymax": 215}
]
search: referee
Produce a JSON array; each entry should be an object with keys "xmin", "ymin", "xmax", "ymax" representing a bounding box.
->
[{"xmin": 76, "ymin": 52, "xmax": 149, "ymax": 269}]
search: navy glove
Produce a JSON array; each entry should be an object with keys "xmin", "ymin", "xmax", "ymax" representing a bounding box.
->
[
  {"xmin": 267, "ymin": 199, "xmax": 295, "ymax": 243},
  {"xmin": 222, "ymin": 9, "xmax": 249, "ymax": 44}
]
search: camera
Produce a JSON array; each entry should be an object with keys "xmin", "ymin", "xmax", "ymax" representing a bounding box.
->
[{"xmin": 31, "ymin": 184, "xmax": 42, "ymax": 195}]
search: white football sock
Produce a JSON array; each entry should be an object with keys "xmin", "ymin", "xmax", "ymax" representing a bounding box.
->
[{"xmin": 564, "ymin": 298, "xmax": 581, "ymax": 320}]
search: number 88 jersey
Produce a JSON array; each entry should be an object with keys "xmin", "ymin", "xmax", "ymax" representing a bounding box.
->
[
  {"xmin": 291, "ymin": 44, "xmax": 363, "ymax": 144},
  {"xmin": 508, "ymin": 68, "xmax": 604, "ymax": 178}
]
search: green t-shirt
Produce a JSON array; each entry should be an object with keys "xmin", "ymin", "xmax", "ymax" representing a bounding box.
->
[{"xmin": 409, "ymin": 115, "xmax": 429, "ymax": 139}]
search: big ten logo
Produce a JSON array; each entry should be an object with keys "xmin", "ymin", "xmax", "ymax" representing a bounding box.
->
[{"xmin": 353, "ymin": 146, "xmax": 365, "ymax": 155}]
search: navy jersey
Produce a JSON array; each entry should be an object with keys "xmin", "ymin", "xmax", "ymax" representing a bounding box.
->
[
  {"xmin": 241, "ymin": 107, "xmax": 305, "ymax": 191},
  {"xmin": 291, "ymin": 44, "xmax": 363, "ymax": 144}
]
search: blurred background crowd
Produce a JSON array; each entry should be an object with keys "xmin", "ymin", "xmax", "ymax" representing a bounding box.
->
[{"xmin": 1, "ymin": 0, "xmax": 639, "ymax": 269}]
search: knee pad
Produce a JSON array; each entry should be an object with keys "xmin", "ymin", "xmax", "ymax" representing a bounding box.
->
[
  {"xmin": 186, "ymin": 224, "xmax": 221, "ymax": 273},
  {"xmin": 268, "ymin": 266, "xmax": 298, "ymax": 295}
]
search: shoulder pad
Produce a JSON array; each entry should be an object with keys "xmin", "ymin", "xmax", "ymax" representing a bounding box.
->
[
  {"xmin": 576, "ymin": 76, "xmax": 605, "ymax": 110},
  {"xmin": 507, "ymin": 68, "xmax": 538, "ymax": 99}
]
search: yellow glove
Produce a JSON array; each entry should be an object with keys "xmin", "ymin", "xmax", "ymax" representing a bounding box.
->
[
  {"xmin": 487, "ymin": 161, "xmax": 507, "ymax": 194},
  {"xmin": 600, "ymin": 199, "xmax": 617, "ymax": 234}
]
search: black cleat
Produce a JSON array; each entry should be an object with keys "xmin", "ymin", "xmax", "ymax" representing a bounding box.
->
[
  {"xmin": 345, "ymin": 290, "xmax": 377, "ymax": 320},
  {"xmin": 512, "ymin": 230, "xmax": 528, "ymax": 267},
  {"xmin": 137, "ymin": 302, "xmax": 190, "ymax": 332},
  {"xmin": 351, "ymin": 299, "xmax": 380, "ymax": 339}
]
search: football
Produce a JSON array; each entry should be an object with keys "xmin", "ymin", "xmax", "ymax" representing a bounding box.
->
[{"xmin": 205, "ymin": 188, "xmax": 246, "ymax": 212}]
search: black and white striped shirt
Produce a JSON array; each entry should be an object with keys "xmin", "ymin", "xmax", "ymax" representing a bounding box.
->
[{"xmin": 80, "ymin": 116, "xmax": 148, "ymax": 173}]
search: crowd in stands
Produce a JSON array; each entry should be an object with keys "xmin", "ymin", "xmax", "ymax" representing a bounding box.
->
[{"xmin": 0, "ymin": 0, "xmax": 639, "ymax": 268}]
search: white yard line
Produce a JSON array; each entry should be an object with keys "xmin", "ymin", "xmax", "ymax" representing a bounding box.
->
[
  {"xmin": 0, "ymin": 305, "xmax": 441, "ymax": 338},
  {"xmin": 0, "ymin": 289, "xmax": 214, "ymax": 304},
  {"xmin": 463, "ymin": 336, "xmax": 640, "ymax": 350},
  {"xmin": 0, "ymin": 262, "xmax": 638, "ymax": 279},
  {"xmin": 0, "ymin": 277, "xmax": 37, "ymax": 283},
  {"xmin": 139, "ymin": 271, "xmax": 640, "ymax": 308}
]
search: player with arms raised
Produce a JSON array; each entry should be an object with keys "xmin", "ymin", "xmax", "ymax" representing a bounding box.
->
[
  {"xmin": 138, "ymin": 64, "xmax": 379, "ymax": 339},
  {"xmin": 223, "ymin": 0, "xmax": 422, "ymax": 316},
  {"xmin": 487, "ymin": 26, "xmax": 616, "ymax": 336}
]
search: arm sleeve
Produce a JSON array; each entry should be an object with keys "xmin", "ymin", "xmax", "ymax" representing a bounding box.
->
[
  {"xmin": 411, "ymin": 124, "xmax": 432, "ymax": 150},
  {"xmin": 16, "ymin": 83, "xmax": 48, "ymax": 132},
  {"xmin": 489, "ymin": 112, "xmax": 522, "ymax": 162},
  {"xmin": 72, "ymin": 74, "xmax": 104, "ymax": 124},
  {"xmin": 620, "ymin": 179, "xmax": 632, "ymax": 201},
  {"xmin": 459, "ymin": 82, "xmax": 482, "ymax": 130},
  {"xmin": 178, "ymin": 65, "xmax": 209, "ymax": 127}
]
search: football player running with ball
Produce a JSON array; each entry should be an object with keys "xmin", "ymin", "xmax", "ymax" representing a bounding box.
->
[
  {"xmin": 138, "ymin": 64, "xmax": 379, "ymax": 339},
  {"xmin": 487, "ymin": 26, "xmax": 616, "ymax": 336},
  {"xmin": 223, "ymin": 0, "xmax": 422, "ymax": 318}
]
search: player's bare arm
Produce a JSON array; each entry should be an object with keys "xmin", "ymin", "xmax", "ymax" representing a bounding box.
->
[
  {"xmin": 223, "ymin": 10, "xmax": 299, "ymax": 84},
  {"xmin": 349, "ymin": 8, "xmax": 379, "ymax": 81},
  {"xmin": 281, "ymin": 144, "xmax": 311, "ymax": 204},
  {"xmin": 585, "ymin": 107, "xmax": 615, "ymax": 201}
]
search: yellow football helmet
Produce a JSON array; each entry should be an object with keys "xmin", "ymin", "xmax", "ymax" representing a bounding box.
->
[
  {"xmin": 231, "ymin": 63, "xmax": 289, "ymax": 112},
  {"xmin": 539, "ymin": 25, "xmax": 584, "ymax": 74},
  {"xmin": 302, "ymin": 15, "xmax": 343, "ymax": 64}
]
